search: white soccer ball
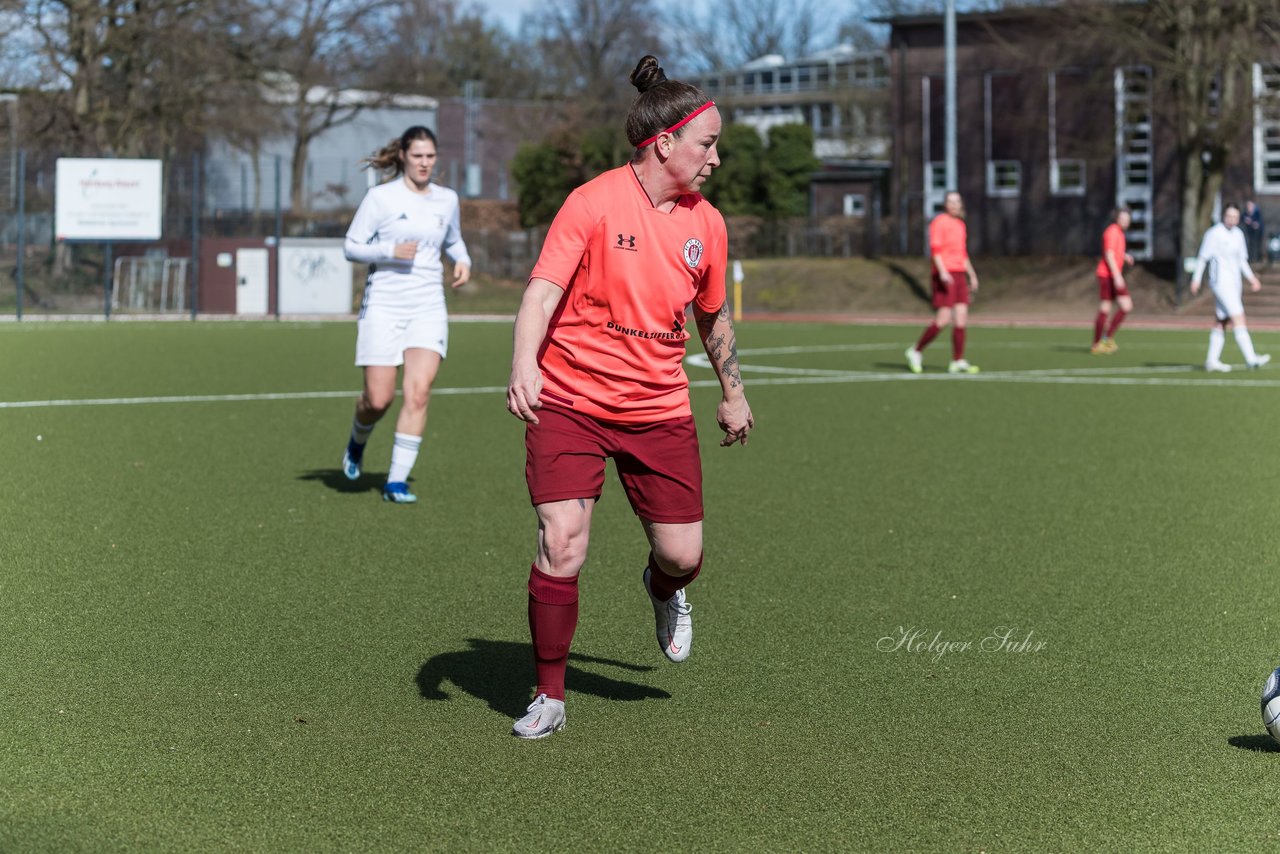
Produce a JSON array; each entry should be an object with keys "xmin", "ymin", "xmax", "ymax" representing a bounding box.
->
[{"xmin": 1261, "ymin": 667, "xmax": 1280, "ymax": 744}]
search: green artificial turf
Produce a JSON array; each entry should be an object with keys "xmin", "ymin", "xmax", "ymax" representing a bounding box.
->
[{"xmin": 3, "ymin": 319, "xmax": 1280, "ymax": 851}]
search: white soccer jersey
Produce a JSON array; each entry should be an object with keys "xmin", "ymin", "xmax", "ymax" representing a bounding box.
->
[
  {"xmin": 1192, "ymin": 223, "xmax": 1254, "ymax": 294},
  {"xmin": 345, "ymin": 178, "xmax": 471, "ymax": 312}
]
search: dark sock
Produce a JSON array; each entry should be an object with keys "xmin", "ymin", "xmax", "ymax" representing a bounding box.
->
[
  {"xmin": 646, "ymin": 552, "xmax": 702, "ymax": 602},
  {"xmin": 916, "ymin": 323, "xmax": 941, "ymax": 352},
  {"xmin": 1093, "ymin": 311, "xmax": 1108, "ymax": 344},
  {"xmin": 1106, "ymin": 309, "xmax": 1128, "ymax": 339},
  {"xmin": 952, "ymin": 327, "xmax": 967, "ymax": 361},
  {"xmin": 527, "ymin": 564, "xmax": 579, "ymax": 702}
]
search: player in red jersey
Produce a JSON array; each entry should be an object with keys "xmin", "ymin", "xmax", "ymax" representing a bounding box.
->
[
  {"xmin": 505, "ymin": 55, "xmax": 753, "ymax": 739},
  {"xmin": 906, "ymin": 191, "xmax": 981, "ymax": 374},
  {"xmin": 1092, "ymin": 207, "xmax": 1135, "ymax": 354}
]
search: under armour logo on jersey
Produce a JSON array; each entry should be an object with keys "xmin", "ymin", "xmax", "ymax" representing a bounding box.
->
[
  {"xmin": 615, "ymin": 233, "xmax": 637, "ymax": 251},
  {"xmin": 672, "ymin": 318, "xmax": 684, "ymax": 333},
  {"xmin": 397, "ymin": 213, "xmax": 409, "ymax": 220}
]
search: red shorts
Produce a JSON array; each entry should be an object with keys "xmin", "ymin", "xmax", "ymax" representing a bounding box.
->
[
  {"xmin": 525, "ymin": 403, "xmax": 704, "ymax": 524},
  {"xmin": 1097, "ymin": 274, "xmax": 1128, "ymax": 301},
  {"xmin": 931, "ymin": 269, "xmax": 971, "ymax": 308}
]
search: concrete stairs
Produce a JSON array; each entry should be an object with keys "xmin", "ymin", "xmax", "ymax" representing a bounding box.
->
[{"xmin": 1177, "ymin": 267, "xmax": 1280, "ymax": 320}]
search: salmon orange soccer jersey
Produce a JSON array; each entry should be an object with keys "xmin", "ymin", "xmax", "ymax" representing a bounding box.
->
[
  {"xmin": 1096, "ymin": 223, "xmax": 1127, "ymax": 279},
  {"xmin": 529, "ymin": 165, "xmax": 728, "ymax": 423},
  {"xmin": 929, "ymin": 213, "xmax": 969, "ymax": 272}
]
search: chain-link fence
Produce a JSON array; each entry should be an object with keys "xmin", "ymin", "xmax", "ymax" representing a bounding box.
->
[{"xmin": 0, "ymin": 150, "xmax": 888, "ymax": 318}]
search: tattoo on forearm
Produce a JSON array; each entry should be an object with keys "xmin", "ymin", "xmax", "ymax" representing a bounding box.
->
[
  {"xmin": 698, "ymin": 305, "xmax": 741, "ymax": 389},
  {"xmin": 722, "ymin": 349, "xmax": 740, "ymax": 388},
  {"xmin": 696, "ymin": 308, "xmax": 718, "ymax": 337}
]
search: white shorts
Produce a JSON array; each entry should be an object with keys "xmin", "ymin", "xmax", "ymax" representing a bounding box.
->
[
  {"xmin": 1211, "ymin": 285, "xmax": 1244, "ymax": 321},
  {"xmin": 355, "ymin": 304, "xmax": 448, "ymax": 366}
]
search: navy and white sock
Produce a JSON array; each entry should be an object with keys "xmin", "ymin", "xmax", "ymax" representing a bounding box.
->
[{"xmin": 350, "ymin": 417, "xmax": 376, "ymax": 448}]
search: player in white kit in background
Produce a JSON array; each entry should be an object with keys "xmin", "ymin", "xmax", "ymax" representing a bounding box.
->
[
  {"xmin": 340, "ymin": 126, "xmax": 472, "ymax": 503},
  {"xmin": 1190, "ymin": 203, "xmax": 1270, "ymax": 373}
]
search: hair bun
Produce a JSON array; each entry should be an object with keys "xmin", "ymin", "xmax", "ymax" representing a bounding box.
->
[{"xmin": 630, "ymin": 55, "xmax": 668, "ymax": 94}]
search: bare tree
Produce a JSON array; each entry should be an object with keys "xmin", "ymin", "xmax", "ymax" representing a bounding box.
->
[
  {"xmin": 524, "ymin": 0, "xmax": 666, "ymax": 123},
  {"xmin": 254, "ymin": 0, "xmax": 398, "ymax": 213},
  {"xmin": 371, "ymin": 0, "xmax": 534, "ymax": 99},
  {"xmin": 21, "ymin": 1, "xmax": 266, "ymax": 156},
  {"xmin": 1060, "ymin": 0, "xmax": 1280, "ymax": 263},
  {"xmin": 665, "ymin": 0, "xmax": 840, "ymax": 73}
]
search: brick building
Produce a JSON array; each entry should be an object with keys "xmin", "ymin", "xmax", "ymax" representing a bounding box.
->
[{"xmin": 885, "ymin": 7, "xmax": 1280, "ymax": 261}]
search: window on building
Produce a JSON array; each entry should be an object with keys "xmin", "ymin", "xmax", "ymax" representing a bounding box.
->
[
  {"xmin": 850, "ymin": 106, "xmax": 867, "ymax": 136},
  {"xmin": 922, "ymin": 76, "xmax": 948, "ymax": 216},
  {"xmin": 1255, "ymin": 64, "xmax": 1280, "ymax": 192},
  {"xmin": 843, "ymin": 193, "xmax": 867, "ymax": 217},
  {"xmin": 1049, "ymin": 70, "xmax": 1089, "ymax": 196},
  {"xmin": 985, "ymin": 72, "xmax": 1024, "ymax": 197},
  {"xmin": 929, "ymin": 163, "xmax": 947, "ymax": 191},
  {"xmin": 987, "ymin": 161, "xmax": 1022, "ymax": 196},
  {"xmin": 1053, "ymin": 159, "xmax": 1086, "ymax": 194}
]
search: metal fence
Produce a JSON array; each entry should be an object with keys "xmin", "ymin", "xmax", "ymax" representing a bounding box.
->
[{"xmin": 0, "ymin": 150, "xmax": 886, "ymax": 318}]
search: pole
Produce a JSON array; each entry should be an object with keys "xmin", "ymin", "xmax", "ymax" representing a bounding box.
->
[
  {"xmin": 464, "ymin": 80, "xmax": 478, "ymax": 198},
  {"xmin": 732, "ymin": 259, "xmax": 744, "ymax": 322},
  {"xmin": 15, "ymin": 149, "xmax": 24, "ymax": 320},
  {"xmin": 274, "ymin": 154, "xmax": 282, "ymax": 318},
  {"xmin": 103, "ymin": 241, "xmax": 113, "ymax": 319},
  {"xmin": 944, "ymin": 0, "xmax": 958, "ymax": 192},
  {"xmin": 191, "ymin": 151, "xmax": 201, "ymax": 320}
]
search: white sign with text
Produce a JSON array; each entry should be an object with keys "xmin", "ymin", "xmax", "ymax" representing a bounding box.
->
[{"xmin": 55, "ymin": 158, "xmax": 163, "ymax": 241}]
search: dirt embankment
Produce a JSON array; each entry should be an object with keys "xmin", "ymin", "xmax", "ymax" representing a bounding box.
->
[
  {"xmin": 732, "ymin": 256, "xmax": 1184, "ymax": 317},
  {"xmin": 446, "ymin": 255, "xmax": 1205, "ymax": 320}
]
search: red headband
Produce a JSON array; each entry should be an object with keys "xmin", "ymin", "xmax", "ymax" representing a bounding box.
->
[{"xmin": 636, "ymin": 101, "xmax": 716, "ymax": 149}]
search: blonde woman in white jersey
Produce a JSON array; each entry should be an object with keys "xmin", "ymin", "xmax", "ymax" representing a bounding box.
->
[
  {"xmin": 340, "ymin": 126, "xmax": 472, "ymax": 503},
  {"xmin": 1190, "ymin": 203, "xmax": 1270, "ymax": 373}
]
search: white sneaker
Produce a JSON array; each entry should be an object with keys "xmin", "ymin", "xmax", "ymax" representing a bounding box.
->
[
  {"xmin": 1205, "ymin": 361, "xmax": 1232, "ymax": 373},
  {"xmin": 512, "ymin": 694, "xmax": 565, "ymax": 739},
  {"xmin": 643, "ymin": 567, "xmax": 692, "ymax": 663},
  {"xmin": 905, "ymin": 346, "xmax": 923, "ymax": 374},
  {"xmin": 1249, "ymin": 354, "xmax": 1272, "ymax": 369},
  {"xmin": 948, "ymin": 359, "xmax": 980, "ymax": 374}
]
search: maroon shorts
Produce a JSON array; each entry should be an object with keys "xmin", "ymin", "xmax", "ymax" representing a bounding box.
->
[
  {"xmin": 931, "ymin": 269, "xmax": 971, "ymax": 308},
  {"xmin": 525, "ymin": 403, "xmax": 704, "ymax": 524},
  {"xmin": 1097, "ymin": 274, "xmax": 1128, "ymax": 301}
]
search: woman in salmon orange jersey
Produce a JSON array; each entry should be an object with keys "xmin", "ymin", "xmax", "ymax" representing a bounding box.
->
[
  {"xmin": 1091, "ymin": 207, "xmax": 1134, "ymax": 354},
  {"xmin": 505, "ymin": 55, "xmax": 753, "ymax": 739},
  {"xmin": 905, "ymin": 191, "xmax": 981, "ymax": 374}
]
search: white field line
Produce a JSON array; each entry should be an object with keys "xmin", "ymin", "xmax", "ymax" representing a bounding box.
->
[
  {"xmin": 1, "ymin": 345, "xmax": 1273, "ymax": 411},
  {"xmin": 0, "ymin": 386, "xmax": 508, "ymax": 410}
]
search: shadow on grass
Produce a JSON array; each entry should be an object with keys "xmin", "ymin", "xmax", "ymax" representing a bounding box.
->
[
  {"xmin": 1228, "ymin": 734, "xmax": 1280, "ymax": 753},
  {"xmin": 417, "ymin": 638, "xmax": 670, "ymax": 718},
  {"xmin": 884, "ymin": 261, "xmax": 931, "ymax": 303},
  {"xmin": 297, "ymin": 468, "xmax": 384, "ymax": 495}
]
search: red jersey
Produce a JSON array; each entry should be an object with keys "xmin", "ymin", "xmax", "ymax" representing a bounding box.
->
[
  {"xmin": 529, "ymin": 165, "xmax": 728, "ymax": 423},
  {"xmin": 929, "ymin": 213, "xmax": 968, "ymax": 272},
  {"xmin": 1096, "ymin": 223, "xmax": 1127, "ymax": 279}
]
